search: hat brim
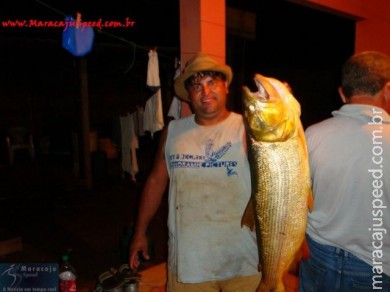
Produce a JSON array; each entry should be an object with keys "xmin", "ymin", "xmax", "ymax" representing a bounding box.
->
[{"xmin": 174, "ymin": 63, "xmax": 233, "ymax": 102}]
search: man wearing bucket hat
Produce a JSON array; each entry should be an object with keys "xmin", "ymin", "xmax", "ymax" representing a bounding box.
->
[{"xmin": 129, "ymin": 52, "xmax": 261, "ymax": 291}]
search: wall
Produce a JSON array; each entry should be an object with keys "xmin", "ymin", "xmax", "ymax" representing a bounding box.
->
[
  {"xmin": 289, "ymin": 0, "xmax": 390, "ymax": 55},
  {"xmin": 178, "ymin": 0, "xmax": 226, "ymax": 117}
]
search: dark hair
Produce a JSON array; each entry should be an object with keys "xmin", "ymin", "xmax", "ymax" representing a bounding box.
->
[
  {"xmin": 341, "ymin": 51, "xmax": 390, "ymax": 99},
  {"xmin": 184, "ymin": 71, "xmax": 227, "ymax": 90}
]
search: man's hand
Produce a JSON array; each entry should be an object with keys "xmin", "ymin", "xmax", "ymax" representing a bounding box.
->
[{"xmin": 129, "ymin": 234, "xmax": 150, "ymax": 269}]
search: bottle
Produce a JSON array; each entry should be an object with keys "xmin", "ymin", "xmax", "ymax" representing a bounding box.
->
[{"xmin": 59, "ymin": 254, "xmax": 77, "ymax": 292}]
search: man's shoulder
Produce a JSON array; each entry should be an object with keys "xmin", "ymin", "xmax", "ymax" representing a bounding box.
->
[
  {"xmin": 169, "ymin": 114, "xmax": 194, "ymax": 126},
  {"xmin": 305, "ymin": 116, "xmax": 337, "ymax": 133},
  {"xmin": 229, "ymin": 111, "xmax": 243, "ymax": 121},
  {"xmin": 166, "ymin": 115, "xmax": 196, "ymax": 138}
]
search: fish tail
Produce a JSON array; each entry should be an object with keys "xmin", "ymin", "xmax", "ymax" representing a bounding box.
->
[
  {"xmin": 257, "ymin": 282, "xmax": 272, "ymax": 292},
  {"xmin": 256, "ymin": 282, "xmax": 286, "ymax": 292},
  {"xmin": 241, "ymin": 198, "xmax": 256, "ymax": 231},
  {"xmin": 307, "ymin": 186, "xmax": 314, "ymax": 212},
  {"xmin": 257, "ymin": 281, "xmax": 286, "ymax": 292}
]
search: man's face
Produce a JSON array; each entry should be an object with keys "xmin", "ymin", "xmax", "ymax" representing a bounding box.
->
[{"xmin": 187, "ymin": 75, "xmax": 229, "ymax": 120}]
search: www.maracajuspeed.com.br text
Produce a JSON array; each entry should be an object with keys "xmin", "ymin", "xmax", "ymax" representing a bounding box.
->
[{"xmin": 2, "ymin": 17, "xmax": 136, "ymax": 31}]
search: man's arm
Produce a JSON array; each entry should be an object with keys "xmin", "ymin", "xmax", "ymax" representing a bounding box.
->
[{"xmin": 129, "ymin": 127, "xmax": 169, "ymax": 269}]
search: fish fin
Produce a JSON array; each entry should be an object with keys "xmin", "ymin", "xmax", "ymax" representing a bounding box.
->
[
  {"xmin": 257, "ymin": 281, "xmax": 285, "ymax": 292},
  {"xmin": 282, "ymin": 272, "xmax": 299, "ymax": 292},
  {"xmin": 301, "ymin": 237, "xmax": 310, "ymax": 259},
  {"xmin": 307, "ymin": 187, "xmax": 314, "ymax": 212},
  {"xmin": 241, "ymin": 198, "xmax": 256, "ymax": 231},
  {"xmin": 256, "ymin": 282, "xmax": 271, "ymax": 292},
  {"xmin": 287, "ymin": 257, "xmax": 299, "ymax": 276},
  {"xmin": 287, "ymin": 242, "xmax": 303, "ymax": 276}
]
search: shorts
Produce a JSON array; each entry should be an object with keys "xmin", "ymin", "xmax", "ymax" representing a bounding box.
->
[{"xmin": 167, "ymin": 271, "xmax": 262, "ymax": 292}]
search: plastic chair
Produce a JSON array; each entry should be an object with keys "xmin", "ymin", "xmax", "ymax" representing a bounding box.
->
[{"xmin": 6, "ymin": 127, "xmax": 35, "ymax": 165}]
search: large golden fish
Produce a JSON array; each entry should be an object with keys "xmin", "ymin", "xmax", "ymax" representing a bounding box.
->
[{"xmin": 241, "ymin": 74, "xmax": 312, "ymax": 292}]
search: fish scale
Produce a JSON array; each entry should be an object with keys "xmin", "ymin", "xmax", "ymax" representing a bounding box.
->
[
  {"xmin": 241, "ymin": 74, "xmax": 312, "ymax": 292},
  {"xmin": 255, "ymin": 138, "xmax": 308, "ymax": 290}
]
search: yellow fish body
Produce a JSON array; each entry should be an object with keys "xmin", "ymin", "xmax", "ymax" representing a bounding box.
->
[{"xmin": 242, "ymin": 74, "xmax": 312, "ymax": 292}]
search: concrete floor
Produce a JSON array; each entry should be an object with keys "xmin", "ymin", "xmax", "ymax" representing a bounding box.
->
[{"xmin": 0, "ymin": 145, "xmax": 168, "ymax": 291}]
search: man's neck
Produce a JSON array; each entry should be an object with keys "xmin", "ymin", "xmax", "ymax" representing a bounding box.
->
[
  {"xmin": 347, "ymin": 95, "xmax": 389, "ymax": 114},
  {"xmin": 194, "ymin": 110, "xmax": 231, "ymax": 126}
]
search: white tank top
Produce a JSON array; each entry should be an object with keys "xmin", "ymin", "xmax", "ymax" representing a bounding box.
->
[{"xmin": 165, "ymin": 112, "xmax": 259, "ymax": 283}]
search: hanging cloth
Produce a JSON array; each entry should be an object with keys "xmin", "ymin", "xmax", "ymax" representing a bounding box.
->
[
  {"xmin": 120, "ymin": 114, "xmax": 139, "ymax": 182},
  {"xmin": 167, "ymin": 67, "xmax": 182, "ymax": 120},
  {"xmin": 144, "ymin": 49, "xmax": 164, "ymax": 136},
  {"xmin": 146, "ymin": 49, "xmax": 160, "ymax": 89},
  {"xmin": 143, "ymin": 89, "xmax": 164, "ymax": 136}
]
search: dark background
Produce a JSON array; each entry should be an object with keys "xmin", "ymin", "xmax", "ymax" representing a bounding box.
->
[
  {"xmin": 0, "ymin": 0, "xmax": 180, "ymax": 164},
  {"xmin": 226, "ymin": 0, "xmax": 354, "ymax": 127},
  {"xmin": 0, "ymin": 0, "xmax": 354, "ymax": 164}
]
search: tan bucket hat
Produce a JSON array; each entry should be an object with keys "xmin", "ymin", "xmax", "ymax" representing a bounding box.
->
[{"xmin": 174, "ymin": 52, "xmax": 233, "ymax": 101}]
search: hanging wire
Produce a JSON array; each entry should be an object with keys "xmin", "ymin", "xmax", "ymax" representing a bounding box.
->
[
  {"xmin": 123, "ymin": 42, "xmax": 136, "ymax": 73},
  {"xmin": 34, "ymin": 0, "xmax": 175, "ymax": 66},
  {"xmin": 35, "ymin": 0, "xmax": 67, "ymax": 17}
]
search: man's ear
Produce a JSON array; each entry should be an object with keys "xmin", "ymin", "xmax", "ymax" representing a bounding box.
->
[{"xmin": 338, "ymin": 87, "xmax": 348, "ymax": 103}]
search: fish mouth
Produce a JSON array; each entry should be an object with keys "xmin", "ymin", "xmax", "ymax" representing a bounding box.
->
[
  {"xmin": 254, "ymin": 78, "xmax": 270, "ymax": 101},
  {"xmin": 244, "ymin": 77, "xmax": 269, "ymax": 102},
  {"xmin": 242, "ymin": 74, "xmax": 300, "ymax": 142}
]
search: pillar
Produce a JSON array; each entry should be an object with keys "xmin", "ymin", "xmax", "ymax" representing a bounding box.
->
[{"xmin": 179, "ymin": 0, "xmax": 226, "ymax": 117}]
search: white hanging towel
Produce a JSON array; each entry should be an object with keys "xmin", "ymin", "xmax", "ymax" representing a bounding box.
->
[
  {"xmin": 147, "ymin": 49, "xmax": 160, "ymax": 87},
  {"xmin": 144, "ymin": 49, "xmax": 164, "ymax": 136},
  {"xmin": 143, "ymin": 88, "xmax": 164, "ymax": 136},
  {"xmin": 120, "ymin": 114, "xmax": 139, "ymax": 181}
]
